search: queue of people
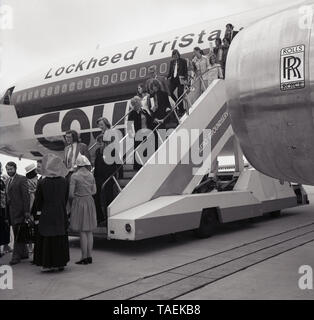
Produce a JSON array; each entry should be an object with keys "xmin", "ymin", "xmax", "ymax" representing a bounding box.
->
[
  {"xmin": 128, "ymin": 23, "xmax": 239, "ymax": 125},
  {"xmin": 0, "ymin": 151, "xmax": 99, "ymax": 271}
]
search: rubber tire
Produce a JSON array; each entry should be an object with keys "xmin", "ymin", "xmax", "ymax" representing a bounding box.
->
[
  {"xmin": 194, "ymin": 208, "xmax": 219, "ymax": 238},
  {"xmin": 269, "ymin": 210, "xmax": 281, "ymax": 218}
]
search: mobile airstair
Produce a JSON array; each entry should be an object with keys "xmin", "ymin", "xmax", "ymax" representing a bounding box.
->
[{"xmin": 98, "ymin": 78, "xmax": 308, "ymax": 240}]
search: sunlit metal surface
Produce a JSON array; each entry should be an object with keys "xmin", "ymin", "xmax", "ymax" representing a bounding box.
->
[{"xmin": 226, "ymin": 2, "xmax": 314, "ymax": 185}]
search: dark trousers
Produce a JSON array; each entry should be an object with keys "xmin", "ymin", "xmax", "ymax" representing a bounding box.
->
[
  {"xmin": 170, "ymin": 77, "xmax": 185, "ymax": 114},
  {"xmin": 134, "ymin": 139, "xmax": 142, "ymax": 170},
  {"xmin": 12, "ymin": 225, "xmax": 28, "ymax": 261},
  {"xmin": 94, "ymin": 179, "xmax": 106, "ymax": 224},
  {"xmin": 0, "ymin": 211, "xmax": 10, "ymax": 246},
  {"xmin": 94, "ymin": 166, "xmax": 117, "ymax": 224}
]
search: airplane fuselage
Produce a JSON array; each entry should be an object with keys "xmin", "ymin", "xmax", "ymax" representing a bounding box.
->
[{"xmin": 0, "ymin": 2, "xmax": 304, "ymax": 164}]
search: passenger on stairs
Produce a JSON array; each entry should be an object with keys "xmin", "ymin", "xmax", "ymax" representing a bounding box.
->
[
  {"xmin": 136, "ymin": 83, "xmax": 152, "ymax": 115},
  {"xmin": 207, "ymin": 54, "xmax": 223, "ymax": 86},
  {"xmin": 213, "ymin": 38, "xmax": 223, "ymax": 67},
  {"xmin": 221, "ymin": 38, "xmax": 230, "ymax": 77},
  {"xmin": 167, "ymin": 49, "xmax": 188, "ymax": 117},
  {"xmin": 145, "ymin": 65, "xmax": 170, "ymax": 96},
  {"xmin": 224, "ymin": 23, "xmax": 238, "ymax": 43},
  {"xmin": 192, "ymin": 47, "xmax": 210, "ymax": 93},
  {"xmin": 127, "ymin": 96, "xmax": 154, "ymax": 170},
  {"xmin": 151, "ymin": 79, "xmax": 178, "ymax": 130}
]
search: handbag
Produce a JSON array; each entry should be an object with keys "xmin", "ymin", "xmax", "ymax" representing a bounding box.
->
[
  {"xmin": 16, "ymin": 220, "xmax": 35, "ymax": 244},
  {"xmin": 0, "ymin": 214, "xmax": 10, "ymax": 245}
]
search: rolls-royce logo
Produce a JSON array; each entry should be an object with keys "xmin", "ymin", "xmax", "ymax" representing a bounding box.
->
[{"xmin": 280, "ymin": 45, "xmax": 305, "ymax": 91}]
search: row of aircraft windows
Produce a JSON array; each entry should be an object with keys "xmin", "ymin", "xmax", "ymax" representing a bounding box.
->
[{"xmin": 16, "ymin": 63, "xmax": 168, "ymax": 103}]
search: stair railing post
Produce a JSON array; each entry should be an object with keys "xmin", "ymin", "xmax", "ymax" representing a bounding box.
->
[{"xmin": 112, "ymin": 176, "xmax": 122, "ymax": 193}]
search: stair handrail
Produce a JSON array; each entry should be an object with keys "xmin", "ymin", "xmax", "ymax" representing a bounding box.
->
[
  {"xmin": 88, "ymin": 108, "xmax": 134, "ymax": 152},
  {"xmin": 100, "ymin": 69, "xmax": 213, "ymax": 198}
]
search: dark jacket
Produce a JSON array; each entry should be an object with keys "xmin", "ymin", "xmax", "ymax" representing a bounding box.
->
[
  {"xmin": 128, "ymin": 109, "xmax": 154, "ymax": 132},
  {"xmin": 224, "ymin": 30, "xmax": 238, "ymax": 43},
  {"xmin": 94, "ymin": 148, "xmax": 117, "ymax": 182},
  {"xmin": 152, "ymin": 90, "xmax": 172, "ymax": 120},
  {"xmin": 0, "ymin": 179, "xmax": 6, "ymax": 218},
  {"xmin": 167, "ymin": 58, "xmax": 188, "ymax": 80},
  {"xmin": 6, "ymin": 174, "xmax": 30, "ymax": 225},
  {"xmin": 36, "ymin": 177, "xmax": 68, "ymax": 237},
  {"xmin": 0, "ymin": 178, "xmax": 10, "ymax": 246}
]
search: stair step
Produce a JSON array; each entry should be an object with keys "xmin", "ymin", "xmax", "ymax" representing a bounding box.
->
[
  {"xmin": 123, "ymin": 170, "xmax": 137, "ymax": 179},
  {"xmin": 118, "ymin": 178, "xmax": 132, "ymax": 187},
  {"xmin": 123, "ymin": 164, "xmax": 134, "ymax": 171}
]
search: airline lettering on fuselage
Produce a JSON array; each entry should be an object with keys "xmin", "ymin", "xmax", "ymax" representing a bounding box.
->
[
  {"xmin": 148, "ymin": 30, "xmax": 221, "ymax": 55},
  {"xmin": 44, "ymin": 29, "xmax": 222, "ymax": 80},
  {"xmin": 34, "ymin": 102, "xmax": 126, "ymax": 151},
  {"xmin": 45, "ymin": 47, "xmax": 138, "ymax": 79},
  {"xmin": 280, "ymin": 45, "xmax": 305, "ymax": 91}
]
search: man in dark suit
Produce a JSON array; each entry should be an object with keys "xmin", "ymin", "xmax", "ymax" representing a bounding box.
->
[
  {"xmin": 167, "ymin": 49, "xmax": 188, "ymax": 116},
  {"xmin": 224, "ymin": 24, "xmax": 238, "ymax": 43},
  {"xmin": 5, "ymin": 162, "xmax": 30, "ymax": 265},
  {"xmin": 150, "ymin": 79, "xmax": 178, "ymax": 131},
  {"xmin": 64, "ymin": 130, "xmax": 91, "ymax": 173}
]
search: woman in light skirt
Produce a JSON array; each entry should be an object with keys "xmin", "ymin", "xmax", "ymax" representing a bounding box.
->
[{"xmin": 69, "ymin": 154, "xmax": 97, "ymax": 265}]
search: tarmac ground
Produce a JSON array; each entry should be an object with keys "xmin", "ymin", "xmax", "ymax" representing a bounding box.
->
[{"xmin": 1, "ymin": 187, "xmax": 314, "ymax": 300}]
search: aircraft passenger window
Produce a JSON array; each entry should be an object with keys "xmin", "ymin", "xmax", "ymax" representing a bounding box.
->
[
  {"xmin": 69, "ymin": 82, "xmax": 75, "ymax": 91},
  {"xmin": 28, "ymin": 91, "xmax": 33, "ymax": 100},
  {"xmin": 85, "ymin": 78, "xmax": 92, "ymax": 88},
  {"xmin": 77, "ymin": 80, "xmax": 83, "ymax": 90},
  {"xmin": 22, "ymin": 92, "xmax": 27, "ymax": 102},
  {"xmin": 40, "ymin": 88, "xmax": 46, "ymax": 98},
  {"xmin": 102, "ymin": 75, "xmax": 109, "ymax": 85},
  {"xmin": 130, "ymin": 69, "xmax": 137, "ymax": 80},
  {"xmin": 54, "ymin": 86, "xmax": 60, "ymax": 95},
  {"xmin": 30, "ymin": 151, "xmax": 43, "ymax": 157},
  {"xmin": 34, "ymin": 89, "xmax": 40, "ymax": 99},
  {"xmin": 93, "ymin": 77, "xmax": 100, "ymax": 87},
  {"xmin": 61, "ymin": 84, "xmax": 68, "ymax": 93},
  {"xmin": 47, "ymin": 87, "xmax": 53, "ymax": 96},
  {"xmin": 139, "ymin": 67, "xmax": 147, "ymax": 78},
  {"xmin": 111, "ymin": 73, "xmax": 118, "ymax": 83},
  {"xmin": 160, "ymin": 63, "xmax": 167, "ymax": 74},
  {"xmin": 120, "ymin": 71, "xmax": 127, "ymax": 82}
]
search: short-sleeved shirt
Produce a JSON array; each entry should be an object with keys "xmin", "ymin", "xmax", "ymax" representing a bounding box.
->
[{"xmin": 70, "ymin": 168, "xmax": 96, "ymax": 198}]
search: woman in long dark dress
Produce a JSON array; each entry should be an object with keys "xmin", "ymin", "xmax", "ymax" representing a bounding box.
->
[
  {"xmin": 0, "ymin": 162, "xmax": 11, "ymax": 257},
  {"xmin": 34, "ymin": 154, "xmax": 70, "ymax": 272}
]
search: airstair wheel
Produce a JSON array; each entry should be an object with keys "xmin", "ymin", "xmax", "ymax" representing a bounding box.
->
[
  {"xmin": 194, "ymin": 208, "xmax": 219, "ymax": 238},
  {"xmin": 269, "ymin": 210, "xmax": 281, "ymax": 218}
]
